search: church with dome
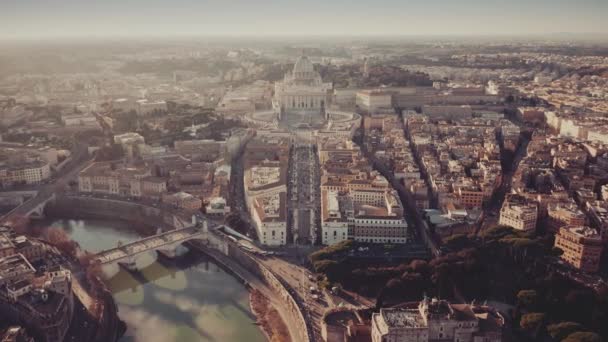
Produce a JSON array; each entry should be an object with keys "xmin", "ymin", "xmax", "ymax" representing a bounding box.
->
[{"xmin": 273, "ymin": 56, "xmax": 333, "ymax": 123}]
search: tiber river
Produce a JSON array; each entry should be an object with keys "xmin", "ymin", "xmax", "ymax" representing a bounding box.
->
[{"xmin": 38, "ymin": 218, "xmax": 266, "ymax": 342}]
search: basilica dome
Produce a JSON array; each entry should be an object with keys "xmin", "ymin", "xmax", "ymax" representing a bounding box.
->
[{"xmin": 293, "ymin": 55, "xmax": 315, "ymax": 79}]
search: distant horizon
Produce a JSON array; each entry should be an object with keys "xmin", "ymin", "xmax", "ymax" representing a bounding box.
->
[
  {"xmin": 1, "ymin": 32, "xmax": 608, "ymax": 44},
  {"xmin": 2, "ymin": 0, "xmax": 608, "ymax": 41}
]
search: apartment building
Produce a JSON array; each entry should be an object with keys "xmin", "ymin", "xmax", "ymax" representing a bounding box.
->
[
  {"xmin": 554, "ymin": 226, "xmax": 603, "ymax": 273},
  {"xmin": 78, "ymin": 162, "xmax": 168, "ymax": 199},
  {"xmin": 499, "ymin": 194, "xmax": 539, "ymax": 231},
  {"xmin": 353, "ymin": 190, "xmax": 407, "ymax": 244},
  {"xmin": 243, "ymin": 137, "xmax": 289, "ymax": 246},
  {"xmin": 251, "ymin": 193, "xmax": 287, "ymax": 246},
  {"xmin": 546, "ymin": 201, "xmax": 586, "ymax": 233},
  {"xmin": 320, "ymin": 190, "xmax": 351, "ymax": 245},
  {"xmin": 0, "ymin": 161, "xmax": 51, "ymax": 187}
]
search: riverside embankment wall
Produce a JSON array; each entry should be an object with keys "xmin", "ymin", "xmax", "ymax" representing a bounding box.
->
[
  {"xmin": 45, "ymin": 196, "xmax": 190, "ymax": 231},
  {"xmin": 46, "ymin": 195, "xmax": 311, "ymax": 341},
  {"xmin": 226, "ymin": 244, "xmax": 312, "ymax": 342}
]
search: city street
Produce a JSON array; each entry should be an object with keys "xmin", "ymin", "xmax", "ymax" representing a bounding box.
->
[
  {"xmin": 0, "ymin": 142, "xmax": 93, "ymax": 225},
  {"xmin": 259, "ymin": 255, "xmax": 331, "ymax": 341},
  {"xmin": 288, "ymin": 144, "xmax": 321, "ymax": 245}
]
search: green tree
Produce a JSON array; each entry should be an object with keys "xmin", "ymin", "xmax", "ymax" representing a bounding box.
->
[
  {"xmin": 481, "ymin": 225, "xmax": 516, "ymax": 242},
  {"xmin": 313, "ymin": 260, "xmax": 338, "ymax": 274},
  {"xmin": 443, "ymin": 234, "xmax": 474, "ymax": 251},
  {"xmin": 400, "ymin": 272, "xmax": 427, "ymax": 301},
  {"xmin": 308, "ymin": 240, "xmax": 353, "ymax": 263},
  {"xmin": 562, "ymin": 332, "xmax": 602, "ymax": 342},
  {"xmin": 409, "ymin": 259, "xmax": 430, "ymax": 275},
  {"xmin": 517, "ymin": 289, "xmax": 538, "ymax": 311},
  {"xmin": 520, "ymin": 312, "xmax": 545, "ymax": 332},
  {"xmin": 431, "ymin": 263, "xmax": 452, "ymax": 299},
  {"xmin": 547, "ymin": 322, "xmax": 583, "ymax": 341}
]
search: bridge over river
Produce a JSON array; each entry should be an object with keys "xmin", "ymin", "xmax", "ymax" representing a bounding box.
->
[
  {"xmin": 93, "ymin": 222, "xmax": 209, "ymax": 267},
  {"xmin": 83, "ymin": 212, "xmax": 314, "ymax": 342}
]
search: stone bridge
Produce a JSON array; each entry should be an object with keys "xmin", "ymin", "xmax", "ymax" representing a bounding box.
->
[
  {"xmin": 93, "ymin": 220, "xmax": 211, "ymax": 270},
  {"xmin": 0, "ymin": 191, "xmax": 56, "ymax": 224}
]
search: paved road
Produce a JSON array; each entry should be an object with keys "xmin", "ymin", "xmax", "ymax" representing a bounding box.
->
[
  {"xmin": 288, "ymin": 145, "xmax": 321, "ymax": 245},
  {"xmin": 476, "ymin": 133, "xmax": 531, "ymax": 235},
  {"xmin": 259, "ymin": 255, "xmax": 327, "ymax": 342},
  {"xmin": 0, "ymin": 143, "xmax": 93, "ymax": 225},
  {"xmin": 357, "ymin": 128, "xmax": 440, "ymax": 257}
]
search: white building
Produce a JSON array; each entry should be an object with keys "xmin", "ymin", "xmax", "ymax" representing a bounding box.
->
[
  {"xmin": 0, "ymin": 161, "xmax": 51, "ymax": 186},
  {"xmin": 251, "ymin": 193, "xmax": 287, "ymax": 246},
  {"xmin": 273, "ymin": 55, "xmax": 332, "ymax": 120},
  {"xmin": 244, "ymin": 163, "xmax": 288, "ymax": 246},
  {"xmin": 61, "ymin": 113, "xmax": 100, "ymax": 129},
  {"xmin": 321, "ymin": 190, "xmax": 350, "ymax": 245},
  {"xmin": 205, "ymin": 196, "xmax": 230, "ymax": 215}
]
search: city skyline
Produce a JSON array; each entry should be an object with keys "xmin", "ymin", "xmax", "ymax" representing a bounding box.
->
[
  {"xmin": 2, "ymin": 0, "xmax": 608, "ymax": 39},
  {"xmin": 1, "ymin": 2, "xmax": 608, "ymax": 341}
]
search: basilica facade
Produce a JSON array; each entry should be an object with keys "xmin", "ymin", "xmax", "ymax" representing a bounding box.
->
[{"xmin": 273, "ymin": 55, "xmax": 333, "ymax": 121}]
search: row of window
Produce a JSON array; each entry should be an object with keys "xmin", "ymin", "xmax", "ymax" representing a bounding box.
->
[{"xmin": 356, "ymin": 237, "xmax": 406, "ymax": 243}]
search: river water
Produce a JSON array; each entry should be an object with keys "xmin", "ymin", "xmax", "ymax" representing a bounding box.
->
[{"xmin": 39, "ymin": 218, "xmax": 266, "ymax": 342}]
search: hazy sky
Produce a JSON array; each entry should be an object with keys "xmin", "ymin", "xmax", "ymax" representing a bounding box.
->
[{"xmin": 2, "ymin": 0, "xmax": 607, "ymax": 39}]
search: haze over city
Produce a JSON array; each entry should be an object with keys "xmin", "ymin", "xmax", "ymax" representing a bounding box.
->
[
  {"xmin": 1, "ymin": 1, "xmax": 608, "ymax": 342},
  {"xmin": 2, "ymin": 0, "xmax": 608, "ymax": 39}
]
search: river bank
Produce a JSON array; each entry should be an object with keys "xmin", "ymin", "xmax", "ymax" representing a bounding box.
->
[
  {"xmin": 34, "ymin": 217, "xmax": 267, "ymax": 342},
  {"xmin": 250, "ymin": 289, "xmax": 291, "ymax": 342}
]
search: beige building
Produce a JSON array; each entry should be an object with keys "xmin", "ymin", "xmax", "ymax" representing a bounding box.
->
[
  {"xmin": 547, "ymin": 202, "xmax": 586, "ymax": 233},
  {"xmin": 174, "ymin": 139, "xmax": 226, "ymax": 161},
  {"xmin": 0, "ymin": 326, "xmax": 34, "ymax": 342},
  {"xmin": 517, "ymin": 107, "xmax": 545, "ymax": 124},
  {"xmin": 217, "ymin": 97, "xmax": 256, "ymax": 115},
  {"xmin": 0, "ymin": 161, "xmax": 51, "ymax": 187},
  {"xmin": 356, "ymin": 90, "xmax": 394, "ymax": 114},
  {"xmin": 135, "ymin": 99, "xmax": 167, "ymax": 115},
  {"xmin": 78, "ymin": 162, "xmax": 168, "ymax": 199},
  {"xmin": 113, "ymin": 132, "xmax": 145, "ymax": 160},
  {"xmin": 353, "ymin": 190, "xmax": 408, "ymax": 244},
  {"xmin": 554, "ymin": 226, "xmax": 603, "ymax": 273},
  {"xmin": 162, "ymin": 192, "xmax": 202, "ymax": 211},
  {"xmin": 455, "ymin": 184, "xmax": 486, "ymax": 209},
  {"xmin": 0, "ymin": 233, "xmax": 74, "ymax": 342},
  {"xmin": 499, "ymin": 195, "xmax": 538, "ymax": 231},
  {"xmin": 371, "ymin": 298, "xmax": 504, "ymax": 342}
]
